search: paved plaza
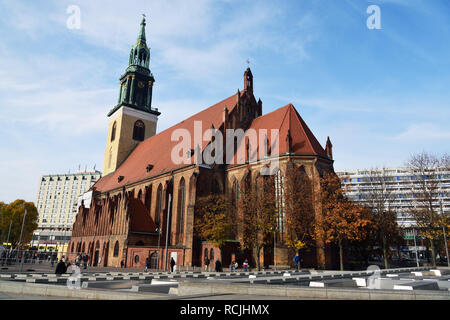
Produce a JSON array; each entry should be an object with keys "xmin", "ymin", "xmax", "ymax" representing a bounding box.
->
[{"xmin": 0, "ymin": 266, "xmax": 449, "ymax": 300}]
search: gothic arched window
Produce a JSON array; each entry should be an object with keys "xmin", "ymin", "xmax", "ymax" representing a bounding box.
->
[
  {"xmin": 275, "ymin": 170, "xmax": 285, "ymax": 240},
  {"xmin": 232, "ymin": 180, "xmax": 239, "ymax": 205},
  {"xmin": 113, "ymin": 241, "xmax": 119, "ymax": 257},
  {"xmin": 156, "ymin": 184, "xmax": 163, "ymax": 227},
  {"xmin": 111, "ymin": 121, "xmax": 117, "ymax": 142},
  {"xmin": 133, "ymin": 120, "xmax": 145, "ymax": 141},
  {"xmin": 177, "ymin": 178, "xmax": 186, "ymax": 239}
]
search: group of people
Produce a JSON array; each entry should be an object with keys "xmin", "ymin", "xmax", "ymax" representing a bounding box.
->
[
  {"xmin": 204, "ymin": 256, "xmax": 224, "ymax": 272},
  {"xmin": 228, "ymin": 259, "xmax": 249, "ymax": 272},
  {"xmin": 75, "ymin": 253, "xmax": 89, "ymax": 269},
  {"xmin": 144, "ymin": 257, "xmax": 177, "ymax": 272}
]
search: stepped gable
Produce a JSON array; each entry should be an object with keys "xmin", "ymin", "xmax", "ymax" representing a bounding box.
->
[{"xmin": 93, "ymin": 90, "xmax": 245, "ymax": 193}]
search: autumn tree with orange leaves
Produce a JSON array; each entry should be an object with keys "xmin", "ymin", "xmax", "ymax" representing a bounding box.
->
[
  {"xmin": 319, "ymin": 172, "xmax": 373, "ymax": 270},
  {"xmin": 283, "ymin": 165, "xmax": 316, "ymax": 263},
  {"xmin": 194, "ymin": 194, "xmax": 236, "ymax": 256},
  {"xmin": 239, "ymin": 175, "xmax": 278, "ymax": 271}
]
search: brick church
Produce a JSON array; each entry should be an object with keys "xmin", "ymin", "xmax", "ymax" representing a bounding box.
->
[{"xmin": 68, "ymin": 17, "xmax": 336, "ymax": 270}]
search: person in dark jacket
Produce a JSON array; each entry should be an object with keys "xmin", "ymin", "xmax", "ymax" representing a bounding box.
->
[
  {"xmin": 215, "ymin": 259, "xmax": 222, "ymax": 272},
  {"xmin": 170, "ymin": 257, "xmax": 176, "ymax": 272},
  {"xmin": 55, "ymin": 259, "xmax": 67, "ymax": 275},
  {"xmin": 145, "ymin": 258, "xmax": 150, "ymax": 272},
  {"xmin": 82, "ymin": 254, "xmax": 88, "ymax": 269}
]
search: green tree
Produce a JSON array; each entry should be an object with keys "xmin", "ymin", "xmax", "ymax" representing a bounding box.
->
[{"xmin": 0, "ymin": 200, "xmax": 38, "ymax": 248}]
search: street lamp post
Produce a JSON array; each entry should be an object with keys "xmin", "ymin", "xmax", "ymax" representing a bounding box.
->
[
  {"xmin": 273, "ymin": 226, "xmax": 277, "ymax": 271},
  {"xmin": 5, "ymin": 220, "xmax": 12, "ymax": 249},
  {"xmin": 156, "ymin": 227, "xmax": 161, "ymax": 271},
  {"xmin": 413, "ymin": 227, "xmax": 420, "ymax": 268},
  {"xmin": 164, "ymin": 194, "xmax": 173, "ymax": 272},
  {"xmin": 440, "ymin": 200, "xmax": 450, "ymax": 267},
  {"xmin": 18, "ymin": 208, "xmax": 27, "ymax": 272}
]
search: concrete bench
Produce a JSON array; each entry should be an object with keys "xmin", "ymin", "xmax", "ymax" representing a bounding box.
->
[
  {"xmin": 131, "ymin": 283, "xmax": 177, "ymax": 294},
  {"xmin": 309, "ymin": 279, "xmax": 357, "ymax": 288},
  {"xmin": 394, "ymin": 281, "xmax": 440, "ymax": 291},
  {"xmin": 26, "ymin": 278, "xmax": 49, "ymax": 283}
]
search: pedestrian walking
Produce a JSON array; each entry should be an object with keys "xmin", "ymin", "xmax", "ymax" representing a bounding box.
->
[
  {"xmin": 204, "ymin": 256, "xmax": 210, "ymax": 272},
  {"xmin": 215, "ymin": 259, "xmax": 222, "ymax": 272},
  {"xmin": 55, "ymin": 259, "xmax": 67, "ymax": 275},
  {"xmin": 294, "ymin": 253, "xmax": 300, "ymax": 271},
  {"xmin": 170, "ymin": 257, "xmax": 176, "ymax": 272},
  {"xmin": 82, "ymin": 254, "xmax": 88, "ymax": 270},
  {"xmin": 145, "ymin": 257, "xmax": 150, "ymax": 272}
]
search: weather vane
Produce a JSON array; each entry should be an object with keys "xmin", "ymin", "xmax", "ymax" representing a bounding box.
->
[{"xmin": 246, "ymin": 58, "xmax": 250, "ymax": 68}]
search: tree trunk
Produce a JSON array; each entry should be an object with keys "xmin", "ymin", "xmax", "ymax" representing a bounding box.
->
[
  {"xmin": 382, "ymin": 236, "xmax": 389, "ymax": 269},
  {"xmin": 338, "ymin": 238, "xmax": 344, "ymax": 271},
  {"xmin": 256, "ymin": 246, "xmax": 261, "ymax": 271},
  {"xmin": 430, "ymin": 239, "xmax": 436, "ymax": 267}
]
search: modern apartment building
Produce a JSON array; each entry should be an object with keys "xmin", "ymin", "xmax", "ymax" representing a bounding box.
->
[
  {"xmin": 336, "ymin": 167, "xmax": 450, "ymax": 256},
  {"xmin": 31, "ymin": 170, "xmax": 101, "ymax": 250}
]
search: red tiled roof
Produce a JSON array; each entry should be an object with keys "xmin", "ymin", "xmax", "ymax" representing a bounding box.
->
[
  {"xmin": 229, "ymin": 103, "xmax": 327, "ymax": 164},
  {"xmin": 93, "ymin": 91, "xmax": 243, "ymax": 192},
  {"xmin": 93, "ymin": 96, "xmax": 327, "ymax": 193}
]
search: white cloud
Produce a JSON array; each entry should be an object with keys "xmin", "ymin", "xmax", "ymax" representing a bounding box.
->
[{"xmin": 391, "ymin": 123, "xmax": 450, "ymax": 141}]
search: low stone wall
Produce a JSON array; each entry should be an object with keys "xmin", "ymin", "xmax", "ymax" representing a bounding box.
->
[
  {"xmin": 0, "ymin": 280, "xmax": 163, "ymax": 300},
  {"xmin": 177, "ymin": 281, "xmax": 450, "ymax": 300}
]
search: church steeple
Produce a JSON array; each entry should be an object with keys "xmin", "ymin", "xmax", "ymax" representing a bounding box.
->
[
  {"xmin": 108, "ymin": 16, "xmax": 159, "ymax": 118},
  {"xmin": 103, "ymin": 16, "xmax": 160, "ymax": 176},
  {"xmin": 137, "ymin": 16, "xmax": 147, "ymax": 45}
]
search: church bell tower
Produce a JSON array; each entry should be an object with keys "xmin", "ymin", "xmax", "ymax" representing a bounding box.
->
[{"xmin": 103, "ymin": 16, "xmax": 160, "ymax": 176}]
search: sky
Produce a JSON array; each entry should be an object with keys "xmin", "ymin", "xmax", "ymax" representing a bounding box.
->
[{"xmin": 1, "ymin": 0, "xmax": 449, "ymax": 203}]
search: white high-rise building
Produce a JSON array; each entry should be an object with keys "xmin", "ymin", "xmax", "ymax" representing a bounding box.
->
[
  {"xmin": 336, "ymin": 167, "xmax": 450, "ymax": 255},
  {"xmin": 32, "ymin": 170, "xmax": 101, "ymax": 250}
]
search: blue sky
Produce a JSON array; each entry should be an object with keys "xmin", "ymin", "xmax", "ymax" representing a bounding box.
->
[{"xmin": 1, "ymin": 0, "xmax": 449, "ymax": 203}]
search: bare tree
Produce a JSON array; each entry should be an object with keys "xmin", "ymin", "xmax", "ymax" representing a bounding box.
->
[
  {"xmin": 405, "ymin": 152, "xmax": 445, "ymax": 267},
  {"xmin": 362, "ymin": 168, "xmax": 401, "ymax": 269}
]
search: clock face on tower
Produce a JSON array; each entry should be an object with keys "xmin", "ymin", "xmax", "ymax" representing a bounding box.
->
[{"xmin": 138, "ymin": 81, "xmax": 145, "ymax": 88}]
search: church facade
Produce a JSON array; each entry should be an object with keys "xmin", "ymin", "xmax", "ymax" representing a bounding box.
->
[{"xmin": 68, "ymin": 18, "xmax": 336, "ymax": 270}]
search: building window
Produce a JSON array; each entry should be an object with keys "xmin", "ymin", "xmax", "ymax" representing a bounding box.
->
[
  {"xmin": 232, "ymin": 180, "xmax": 239, "ymax": 205},
  {"xmin": 275, "ymin": 170, "xmax": 285, "ymax": 239},
  {"xmin": 156, "ymin": 184, "xmax": 163, "ymax": 227},
  {"xmin": 111, "ymin": 121, "xmax": 117, "ymax": 142},
  {"xmin": 132, "ymin": 120, "xmax": 145, "ymax": 141},
  {"xmin": 113, "ymin": 241, "xmax": 119, "ymax": 257},
  {"xmin": 178, "ymin": 178, "xmax": 186, "ymax": 239}
]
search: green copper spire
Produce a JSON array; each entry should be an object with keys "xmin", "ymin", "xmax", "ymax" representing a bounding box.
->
[
  {"xmin": 128, "ymin": 15, "xmax": 150, "ymax": 69},
  {"xmin": 137, "ymin": 15, "xmax": 146, "ymax": 45},
  {"xmin": 108, "ymin": 15, "xmax": 159, "ymax": 117}
]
